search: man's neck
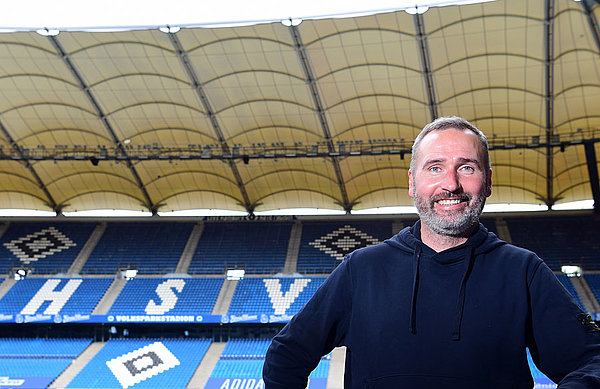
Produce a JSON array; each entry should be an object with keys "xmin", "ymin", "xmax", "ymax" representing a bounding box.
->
[{"xmin": 419, "ymin": 223, "xmax": 473, "ymax": 252}]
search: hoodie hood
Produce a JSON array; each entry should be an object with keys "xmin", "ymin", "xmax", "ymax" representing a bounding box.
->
[
  {"xmin": 385, "ymin": 220, "xmax": 505, "ymax": 260},
  {"xmin": 385, "ymin": 221, "xmax": 506, "ymax": 340}
]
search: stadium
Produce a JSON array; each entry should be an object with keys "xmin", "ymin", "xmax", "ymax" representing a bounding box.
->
[{"xmin": 0, "ymin": 0, "xmax": 600, "ymax": 387}]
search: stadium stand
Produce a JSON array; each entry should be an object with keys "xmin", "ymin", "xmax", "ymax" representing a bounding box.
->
[
  {"xmin": 0, "ymin": 222, "xmax": 96, "ymax": 274},
  {"xmin": 206, "ymin": 338, "xmax": 330, "ymax": 389},
  {"xmin": 81, "ymin": 222, "xmax": 195, "ymax": 274},
  {"xmin": 0, "ymin": 278, "xmax": 112, "ymax": 316},
  {"xmin": 297, "ymin": 221, "xmax": 393, "ymax": 274},
  {"xmin": 505, "ymin": 216, "xmax": 600, "ymax": 271},
  {"xmin": 107, "ymin": 278, "xmax": 224, "ymax": 315},
  {"xmin": 0, "ymin": 338, "xmax": 92, "ymax": 388},
  {"xmin": 227, "ymin": 277, "xmax": 327, "ymax": 317},
  {"xmin": 188, "ymin": 222, "xmax": 292, "ymax": 274},
  {"xmin": 66, "ymin": 338, "xmax": 212, "ymax": 389},
  {"xmin": 585, "ymin": 274, "xmax": 600, "ymax": 305}
]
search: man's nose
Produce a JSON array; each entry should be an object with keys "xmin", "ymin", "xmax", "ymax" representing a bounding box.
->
[{"xmin": 441, "ymin": 170, "xmax": 461, "ymax": 193}]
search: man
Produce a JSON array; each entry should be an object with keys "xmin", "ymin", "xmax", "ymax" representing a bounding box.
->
[{"xmin": 263, "ymin": 116, "xmax": 600, "ymax": 388}]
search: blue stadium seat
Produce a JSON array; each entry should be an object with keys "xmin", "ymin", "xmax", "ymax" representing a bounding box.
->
[
  {"xmin": 82, "ymin": 222, "xmax": 195, "ymax": 274},
  {"xmin": 108, "ymin": 278, "xmax": 223, "ymax": 315},
  {"xmin": 228, "ymin": 277, "xmax": 326, "ymax": 317},
  {"xmin": 188, "ymin": 222, "xmax": 292, "ymax": 275},
  {"xmin": 297, "ymin": 221, "xmax": 393, "ymax": 274},
  {"xmin": 0, "ymin": 278, "xmax": 112, "ymax": 316},
  {"xmin": 67, "ymin": 338, "xmax": 211, "ymax": 389},
  {"xmin": 0, "ymin": 222, "xmax": 96, "ymax": 274},
  {"xmin": 0, "ymin": 338, "xmax": 92, "ymax": 387},
  {"xmin": 207, "ymin": 338, "xmax": 329, "ymax": 388},
  {"xmin": 585, "ymin": 274, "xmax": 600, "ymax": 306},
  {"xmin": 506, "ymin": 216, "xmax": 600, "ymax": 271}
]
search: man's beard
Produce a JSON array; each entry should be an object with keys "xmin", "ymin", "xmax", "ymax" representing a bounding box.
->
[{"xmin": 414, "ymin": 186, "xmax": 487, "ymax": 237}]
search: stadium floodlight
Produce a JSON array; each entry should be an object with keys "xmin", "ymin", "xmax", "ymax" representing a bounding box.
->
[
  {"xmin": 36, "ymin": 28, "xmax": 60, "ymax": 36},
  {"xmin": 159, "ymin": 25, "xmax": 180, "ymax": 34},
  {"xmin": 561, "ymin": 265, "xmax": 582, "ymax": 277},
  {"xmin": 404, "ymin": 6, "xmax": 429, "ymax": 14},
  {"xmin": 281, "ymin": 18, "xmax": 302, "ymax": 27},
  {"xmin": 227, "ymin": 269, "xmax": 245, "ymax": 280}
]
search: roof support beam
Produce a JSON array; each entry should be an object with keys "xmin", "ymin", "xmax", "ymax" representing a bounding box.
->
[
  {"xmin": 543, "ymin": 0, "xmax": 556, "ymax": 208},
  {"xmin": 584, "ymin": 142, "xmax": 600, "ymax": 213},
  {"xmin": 414, "ymin": 13, "xmax": 439, "ymax": 121},
  {"xmin": 47, "ymin": 36, "xmax": 155, "ymax": 213},
  {"xmin": 167, "ymin": 33, "xmax": 254, "ymax": 213},
  {"xmin": 0, "ymin": 120, "xmax": 58, "ymax": 211},
  {"xmin": 581, "ymin": 0, "xmax": 600, "ymax": 53},
  {"xmin": 289, "ymin": 25, "xmax": 352, "ymax": 212}
]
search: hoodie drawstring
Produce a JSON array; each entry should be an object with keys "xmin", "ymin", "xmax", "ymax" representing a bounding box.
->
[
  {"xmin": 452, "ymin": 246, "xmax": 475, "ymax": 341},
  {"xmin": 409, "ymin": 246, "xmax": 422, "ymax": 334}
]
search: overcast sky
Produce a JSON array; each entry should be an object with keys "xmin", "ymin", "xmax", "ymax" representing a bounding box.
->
[{"xmin": 2, "ymin": 0, "xmax": 494, "ymax": 30}]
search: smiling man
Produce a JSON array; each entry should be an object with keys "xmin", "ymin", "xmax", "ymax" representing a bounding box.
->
[
  {"xmin": 263, "ymin": 116, "xmax": 600, "ymax": 389},
  {"xmin": 408, "ymin": 119, "xmax": 492, "ymax": 251}
]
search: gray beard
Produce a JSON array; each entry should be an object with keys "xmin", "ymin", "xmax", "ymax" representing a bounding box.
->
[{"xmin": 414, "ymin": 190, "xmax": 487, "ymax": 237}]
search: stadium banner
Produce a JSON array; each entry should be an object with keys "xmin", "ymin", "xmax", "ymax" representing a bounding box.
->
[
  {"xmin": 5, "ymin": 312, "xmax": 597, "ymax": 324},
  {"xmin": 205, "ymin": 377, "xmax": 327, "ymax": 389},
  {"xmin": 3, "ymin": 313, "xmax": 300, "ymax": 324},
  {"xmin": 105, "ymin": 314, "xmax": 223, "ymax": 323},
  {"xmin": 6, "ymin": 314, "xmax": 224, "ymax": 324},
  {"xmin": 220, "ymin": 314, "xmax": 295, "ymax": 324},
  {"xmin": 0, "ymin": 376, "xmax": 55, "ymax": 389}
]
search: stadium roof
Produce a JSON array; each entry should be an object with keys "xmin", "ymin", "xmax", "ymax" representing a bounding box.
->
[{"xmin": 0, "ymin": 0, "xmax": 599, "ymax": 216}]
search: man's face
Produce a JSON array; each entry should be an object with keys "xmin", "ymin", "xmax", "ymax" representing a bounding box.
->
[{"xmin": 408, "ymin": 128, "xmax": 492, "ymax": 237}]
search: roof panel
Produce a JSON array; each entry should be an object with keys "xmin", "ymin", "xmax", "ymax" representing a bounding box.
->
[
  {"xmin": 57, "ymin": 30, "xmax": 181, "ymax": 86},
  {"xmin": 554, "ymin": 145, "xmax": 590, "ymax": 202},
  {"xmin": 342, "ymin": 154, "xmax": 411, "ymax": 208},
  {"xmin": 0, "ymin": 0, "xmax": 599, "ymax": 213}
]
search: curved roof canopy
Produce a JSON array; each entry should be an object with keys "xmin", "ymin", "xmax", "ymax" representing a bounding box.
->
[{"xmin": 0, "ymin": 0, "xmax": 599, "ymax": 215}]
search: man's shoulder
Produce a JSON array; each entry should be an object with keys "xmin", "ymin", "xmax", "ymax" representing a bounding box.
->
[
  {"xmin": 484, "ymin": 239, "xmax": 543, "ymax": 269},
  {"xmin": 345, "ymin": 240, "xmax": 407, "ymax": 266}
]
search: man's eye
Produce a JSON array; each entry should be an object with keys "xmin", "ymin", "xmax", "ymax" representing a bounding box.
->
[
  {"xmin": 428, "ymin": 166, "xmax": 441, "ymax": 172},
  {"xmin": 461, "ymin": 165, "xmax": 475, "ymax": 172}
]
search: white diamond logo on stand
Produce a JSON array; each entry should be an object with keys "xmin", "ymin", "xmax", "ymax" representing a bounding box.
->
[
  {"xmin": 3, "ymin": 227, "xmax": 76, "ymax": 264},
  {"xmin": 106, "ymin": 342, "xmax": 180, "ymax": 389},
  {"xmin": 309, "ymin": 225, "xmax": 380, "ymax": 260}
]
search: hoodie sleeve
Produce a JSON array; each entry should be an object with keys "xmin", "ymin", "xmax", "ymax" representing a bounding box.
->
[
  {"xmin": 527, "ymin": 260, "xmax": 600, "ymax": 388},
  {"xmin": 263, "ymin": 255, "xmax": 353, "ymax": 389}
]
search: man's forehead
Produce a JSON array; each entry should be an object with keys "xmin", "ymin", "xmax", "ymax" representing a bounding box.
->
[{"xmin": 416, "ymin": 128, "xmax": 486, "ymax": 164}]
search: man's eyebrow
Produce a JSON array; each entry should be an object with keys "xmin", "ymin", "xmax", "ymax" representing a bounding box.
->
[
  {"xmin": 422, "ymin": 157, "xmax": 482, "ymax": 167},
  {"xmin": 422, "ymin": 158, "xmax": 445, "ymax": 166},
  {"xmin": 456, "ymin": 157, "xmax": 483, "ymax": 168}
]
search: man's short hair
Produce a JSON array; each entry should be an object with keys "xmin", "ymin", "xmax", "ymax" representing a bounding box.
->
[{"xmin": 410, "ymin": 116, "xmax": 491, "ymax": 173}]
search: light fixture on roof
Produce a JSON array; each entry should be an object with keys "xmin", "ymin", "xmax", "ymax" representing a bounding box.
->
[
  {"xmin": 36, "ymin": 28, "xmax": 60, "ymax": 36},
  {"xmin": 281, "ymin": 18, "xmax": 302, "ymax": 27},
  {"xmin": 159, "ymin": 25, "xmax": 181, "ymax": 34},
  {"xmin": 405, "ymin": 6, "xmax": 429, "ymax": 15}
]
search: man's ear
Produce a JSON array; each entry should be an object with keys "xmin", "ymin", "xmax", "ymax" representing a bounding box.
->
[
  {"xmin": 408, "ymin": 170, "xmax": 414, "ymax": 198},
  {"xmin": 486, "ymin": 169, "xmax": 492, "ymax": 197}
]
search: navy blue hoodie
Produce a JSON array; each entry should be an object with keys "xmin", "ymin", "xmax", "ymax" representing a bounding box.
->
[{"xmin": 263, "ymin": 222, "xmax": 600, "ymax": 388}]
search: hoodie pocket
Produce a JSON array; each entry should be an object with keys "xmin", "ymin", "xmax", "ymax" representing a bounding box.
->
[{"xmin": 366, "ymin": 374, "xmax": 519, "ymax": 389}]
